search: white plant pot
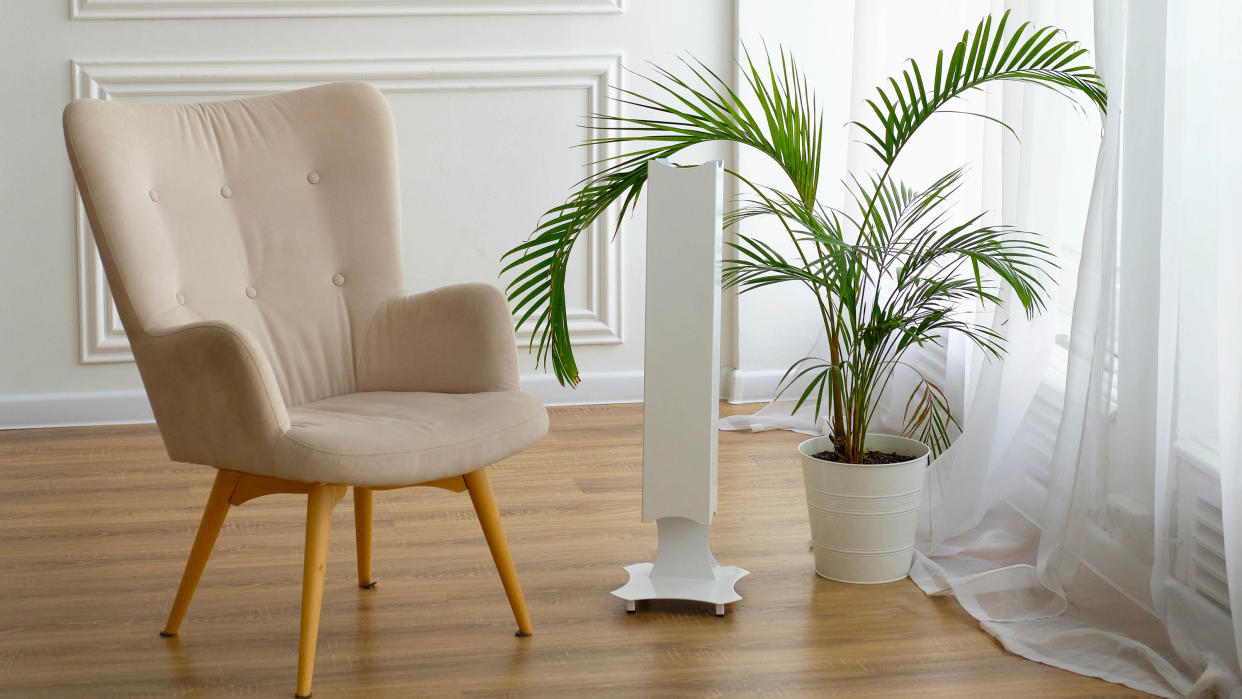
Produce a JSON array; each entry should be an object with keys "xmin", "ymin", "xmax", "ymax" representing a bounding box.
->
[{"xmin": 797, "ymin": 433, "xmax": 930, "ymax": 584}]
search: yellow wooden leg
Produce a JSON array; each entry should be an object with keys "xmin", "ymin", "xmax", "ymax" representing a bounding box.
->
[
  {"xmin": 463, "ymin": 469, "xmax": 533, "ymax": 637},
  {"xmin": 354, "ymin": 487, "xmax": 375, "ymax": 589},
  {"xmin": 162, "ymin": 469, "xmax": 241, "ymax": 637},
  {"xmin": 296, "ymin": 483, "xmax": 346, "ymax": 699}
]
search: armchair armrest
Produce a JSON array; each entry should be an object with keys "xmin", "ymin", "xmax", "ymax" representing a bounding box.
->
[
  {"xmin": 137, "ymin": 321, "xmax": 290, "ymax": 469},
  {"xmin": 357, "ymin": 283, "xmax": 520, "ymax": 394}
]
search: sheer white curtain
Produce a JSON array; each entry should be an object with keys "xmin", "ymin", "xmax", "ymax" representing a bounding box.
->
[{"xmin": 726, "ymin": 1, "xmax": 1242, "ymax": 695}]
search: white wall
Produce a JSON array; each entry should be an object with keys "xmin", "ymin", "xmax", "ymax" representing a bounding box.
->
[
  {"xmin": 727, "ymin": 0, "xmax": 856, "ymax": 403},
  {"xmin": 0, "ymin": 0, "xmax": 736, "ymax": 427}
]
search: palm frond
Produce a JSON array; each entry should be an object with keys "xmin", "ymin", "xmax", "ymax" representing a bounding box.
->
[
  {"xmin": 501, "ymin": 12, "xmax": 1104, "ymax": 463},
  {"xmin": 903, "ymin": 374, "xmax": 960, "ymax": 455},
  {"xmin": 502, "ymin": 45, "xmax": 825, "ymax": 386},
  {"xmin": 853, "ymin": 10, "xmax": 1105, "ymax": 170}
]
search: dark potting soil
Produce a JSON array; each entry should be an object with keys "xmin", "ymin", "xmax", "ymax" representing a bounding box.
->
[{"xmin": 810, "ymin": 449, "xmax": 912, "ymax": 465}]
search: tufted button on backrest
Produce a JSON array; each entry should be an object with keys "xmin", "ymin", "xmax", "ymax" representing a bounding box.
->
[{"xmin": 63, "ymin": 83, "xmax": 404, "ymax": 407}]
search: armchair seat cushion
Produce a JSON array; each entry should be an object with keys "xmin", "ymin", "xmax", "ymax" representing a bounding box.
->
[{"xmin": 272, "ymin": 391, "xmax": 548, "ymax": 486}]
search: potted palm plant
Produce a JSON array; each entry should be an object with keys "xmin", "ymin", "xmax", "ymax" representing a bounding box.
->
[{"xmin": 502, "ymin": 12, "xmax": 1105, "ymax": 583}]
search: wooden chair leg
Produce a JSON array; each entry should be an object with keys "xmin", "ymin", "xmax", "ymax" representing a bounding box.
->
[
  {"xmin": 162, "ymin": 469, "xmax": 241, "ymax": 637},
  {"xmin": 463, "ymin": 468, "xmax": 533, "ymax": 637},
  {"xmin": 296, "ymin": 484, "xmax": 346, "ymax": 699},
  {"xmin": 354, "ymin": 487, "xmax": 376, "ymax": 589}
]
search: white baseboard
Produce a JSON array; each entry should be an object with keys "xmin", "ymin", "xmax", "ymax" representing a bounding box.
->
[
  {"xmin": 0, "ymin": 370, "xmax": 648, "ymax": 430},
  {"xmin": 0, "ymin": 390, "xmax": 155, "ymax": 429},
  {"xmin": 520, "ymin": 370, "xmax": 645, "ymax": 406},
  {"xmin": 724, "ymin": 368, "xmax": 784, "ymax": 404}
]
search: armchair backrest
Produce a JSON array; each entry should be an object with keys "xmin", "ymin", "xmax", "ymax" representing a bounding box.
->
[{"xmin": 64, "ymin": 83, "xmax": 403, "ymax": 407}]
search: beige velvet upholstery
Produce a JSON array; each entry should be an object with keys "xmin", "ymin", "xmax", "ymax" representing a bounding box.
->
[{"xmin": 64, "ymin": 82, "xmax": 547, "ymax": 486}]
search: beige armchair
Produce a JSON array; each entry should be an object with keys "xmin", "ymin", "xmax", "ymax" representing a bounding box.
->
[{"xmin": 63, "ymin": 82, "xmax": 548, "ymax": 698}]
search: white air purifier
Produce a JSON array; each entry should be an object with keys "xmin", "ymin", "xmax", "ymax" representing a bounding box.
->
[{"xmin": 611, "ymin": 159, "xmax": 748, "ymax": 617}]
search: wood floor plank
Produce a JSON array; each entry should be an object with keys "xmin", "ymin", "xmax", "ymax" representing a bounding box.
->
[{"xmin": 0, "ymin": 403, "xmax": 1147, "ymax": 697}]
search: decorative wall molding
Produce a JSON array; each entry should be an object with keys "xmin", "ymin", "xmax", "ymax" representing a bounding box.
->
[
  {"xmin": 0, "ymin": 370, "xmax": 641, "ymax": 428},
  {"xmin": 71, "ymin": 53, "xmax": 623, "ymax": 363},
  {"xmin": 71, "ymin": 0, "xmax": 622, "ymax": 20}
]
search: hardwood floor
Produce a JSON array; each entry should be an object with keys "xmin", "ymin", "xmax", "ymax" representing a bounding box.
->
[{"xmin": 0, "ymin": 403, "xmax": 1145, "ymax": 697}]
